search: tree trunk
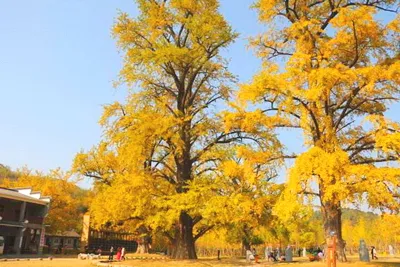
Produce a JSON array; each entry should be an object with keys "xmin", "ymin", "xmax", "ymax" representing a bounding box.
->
[
  {"xmin": 171, "ymin": 211, "xmax": 197, "ymax": 259},
  {"xmin": 242, "ymin": 240, "xmax": 251, "ymax": 256},
  {"xmin": 321, "ymin": 202, "xmax": 347, "ymax": 262},
  {"xmin": 136, "ymin": 242, "xmax": 149, "ymax": 254}
]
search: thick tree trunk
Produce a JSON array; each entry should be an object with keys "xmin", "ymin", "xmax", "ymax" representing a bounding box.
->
[
  {"xmin": 171, "ymin": 211, "xmax": 197, "ymax": 259},
  {"xmin": 321, "ymin": 202, "xmax": 347, "ymax": 262}
]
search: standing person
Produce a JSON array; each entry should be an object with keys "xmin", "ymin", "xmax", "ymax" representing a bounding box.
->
[
  {"xmin": 389, "ymin": 245, "xmax": 394, "ymax": 256},
  {"xmin": 265, "ymin": 246, "xmax": 271, "ymax": 260},
  {"xmin": 97, "ymin": 246, "xmax": 102, "ymax": 257},
  {"xmin": 252, "ymin": 247, "xmax": 256, "ymax": 256},
  {"xmin": 371, "ymin": 246, "xmax": 378, "ymax": 260},
  {"xmin": 108, "ymin": 246, "xmax": 114, "ymax": 261},
  {"xmin": 121, "ymin": 247, "xmax": 126, "ymax": 261},
  {"xmin": 116, "ymin": 247, "xmax": 122, "ymax": 261},
  {"xmin": 246, "ymin": 249, "xmax": 254, "ymax": 262},
  {"xmin": 251, "ymin": 247, "xmax": 259, "ymax": 263}
]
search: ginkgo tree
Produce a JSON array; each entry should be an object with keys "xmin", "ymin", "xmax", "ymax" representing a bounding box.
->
[
  {"xmin": 73, "ymin": 0, "xmax": 281, "ymax": 259},
  {"xmin": 229, "ymin": 0, "xmax": 400, "ymax": 261}
]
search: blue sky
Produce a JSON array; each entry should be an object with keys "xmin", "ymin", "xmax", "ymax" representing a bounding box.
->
[
  {"xmin": 0, "ymin": 0, "xmax": 278, "ymax": 183},
  {"xmin": 0, "ymin": 1, "xmax": 397, "ymax": 188}
]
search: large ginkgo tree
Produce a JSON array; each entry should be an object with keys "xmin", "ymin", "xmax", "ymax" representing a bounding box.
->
[{"xmin": 232, "ymin": 0, "xmax": 400, "ymax": 261}]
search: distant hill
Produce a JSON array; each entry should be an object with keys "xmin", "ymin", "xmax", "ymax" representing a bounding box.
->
[
  {"xmin": 312, "ymin": 208, "xmax": 379, "ymax": 224},
  {"xmin": 342, "ymin": 208, "xmax": 378, "ymax": 224},
  {"xmin": 0, "ymin": 164, "xmax": 19, "ymax": 181}
]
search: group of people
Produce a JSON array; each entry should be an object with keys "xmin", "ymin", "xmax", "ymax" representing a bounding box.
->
[
  {"xmin": 265, "ymin": 246, "xmax": 295, "ymax": 262},
  {"xmin": 246, "ymin": 246, "xmax": 294, "ymax": 263},
  {"xmin": 108, "ymin": 246, "xmax": 126, "ymax": 261},
  {"xmin": 245, "ymin": 247, "xmax": 261, "ymax": 263}
]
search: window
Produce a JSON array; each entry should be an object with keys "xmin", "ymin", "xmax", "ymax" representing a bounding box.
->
[
  {"xmin": 67, "ymin": 239, "xmax": 72, "ymax": 245},
  {"xmin": 54, "ymin": 238, "xmax": 59, "ymax": 244},
  {"xmin": 0, "ymin": 204, "xmax": 4, "ymax": 216}
]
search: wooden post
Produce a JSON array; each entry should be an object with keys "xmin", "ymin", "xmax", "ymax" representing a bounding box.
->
[
  {"xmin": 80, "ymin": 213, "xmax": 90, "ymax": 252},
  {"xmin": 327, "ymin": 235, "xmax": 337, "ymax": 267}
]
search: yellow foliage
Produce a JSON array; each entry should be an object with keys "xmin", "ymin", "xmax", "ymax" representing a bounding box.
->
[
  {"xmin": 233, "ymin": 0, "xmax": 400, "ymax": 252},
  {"xmin": 0, "ymin": 168, "xmax": 89, "ymax": 233}
]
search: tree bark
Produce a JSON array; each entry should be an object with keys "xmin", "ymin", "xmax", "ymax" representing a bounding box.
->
[
  {"xmin": 321, "ymin": 201, "xmax": 347, "ymax": 262},
  {"xmin": 136, "ymin": 242, "xmax": 150, "ymax": 254},
  {"xmin": 171, "ymin": 211, "xmax": 197, "ymax": 259}
]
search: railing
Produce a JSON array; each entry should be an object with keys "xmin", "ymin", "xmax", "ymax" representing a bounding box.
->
[{"xmin": 25, "ymin": 215, "xmax": 44, "ymax": 225}]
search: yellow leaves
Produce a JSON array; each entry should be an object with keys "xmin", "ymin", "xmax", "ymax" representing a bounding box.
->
[
  {"xmin": 286, "ymin": 147, "xmax": 350, "ymax": 204},
  {"xmin": 238, "ymin": 64, "xmax": 280, "ymax": 102},
  {"xmin": 255, "ymin": 0, "xmax": 282, "ymax": 23},
  {"xmin": 388, "ymin": 15, "xmax": 400, "ymax": 33},
  {"xmin": 0, "ymin": 170, "xmax": 88, "ymax": 233},
  {"xmin": 388, "ymin": 60, "xmax": 400, "ymax": 84},
  {"xmin": 331, "ymin": 6, "xmax": 376, "ymax": 28},
  {"xmin": 368, "ymin": 115, "xmax": 400, "ymax": 155}
]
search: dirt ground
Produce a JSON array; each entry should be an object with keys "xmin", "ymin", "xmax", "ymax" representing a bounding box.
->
[{"xmin": 1, "ymin": 256, "xmax": 400, "ymax": 267}]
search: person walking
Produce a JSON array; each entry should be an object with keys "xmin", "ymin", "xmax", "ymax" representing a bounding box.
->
[
  {"xmin": 121, "ymin": 247, "xmax": 126, "ymax": 261},
  {"xmin": 371, "ymin": 246, "xmax": 378, "ymax": 260},
  {"xmin": 108, "ymin": 246, "xmax": 114, "ymax": 261}
]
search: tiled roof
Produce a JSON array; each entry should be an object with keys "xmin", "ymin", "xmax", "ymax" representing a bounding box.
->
[{"xmin": 0, "ymin": 187, "xmax": 50, "ymax": 205}]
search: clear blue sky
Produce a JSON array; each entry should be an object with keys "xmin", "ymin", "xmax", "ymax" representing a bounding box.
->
[
  {"xmin": 0, "ymin": 0, "xmax": 277, "ymax": 177},
  {"xmin": 0, "ymin": 1, "xmax": 397, "ymax": 188}
]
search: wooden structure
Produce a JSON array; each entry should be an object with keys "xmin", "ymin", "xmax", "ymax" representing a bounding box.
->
[
  {"xmin": 80, "ymin": 213, "xmax": 137, "ymax": 253},
  {"xmin": 327, "ymin": 235, "xmax": 337, "ymax": 267},
  {"xmin": 0, "ymin": 187, "xmax": 50, "ymax": 255}
]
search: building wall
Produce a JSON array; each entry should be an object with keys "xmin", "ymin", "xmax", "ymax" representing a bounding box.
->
[
  {"xmin": 46, "ymin": 236, "xmax": 79, "ymax": 249},
  {"xmin": 0, "ymin": 198, "xmax": 25, "ymax": 222},
  {"xmin": 0, "ymin": 197, "xmax": 47, "ymax": 255},
  {"xmin": 0, "ymin": 198, "xmax": 45, "ymax": 224}
]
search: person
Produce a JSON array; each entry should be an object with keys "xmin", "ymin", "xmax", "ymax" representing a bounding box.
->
[
  {"xmin": 371, "ymin": 246, "xmax": 378, "ymax": 260},
  {"xmin": 268, "ymin": 251, "xmax": 278, "ymax": 262},
  {"xmin": 57, "ymin": 244, "xmax": 63, "ymax": 254},
  {"xmin": 109, "ymin": 246, "xmax": 114, "ymax": 261},
  {"xmin": 116, "ymin": 247, "xmax": 122, "ymax": 261},
  {"xmin": 264, "ymin": 246, "xmax": 269, "ymax": 260},
  {"xmin": 121, "ymin": 247, "xmax": 126, "ymax": 261},
  {"xmin": 318, "ymin": 251, "xmax": 324, "ymax": 260},
  {"xmin": 389, "ymin": 245, "xmax": 394, "ymax": 256},
  {"xmin": 251, "ymin": 247, "xmax": 260, "ymax": 263},
  {"xmin": 97, "ymin": 246, "xmax": 102, "ymax": 257},
  {"xmin": 246, "ymin": 249, "xmax": 255, "ymax": 262}
]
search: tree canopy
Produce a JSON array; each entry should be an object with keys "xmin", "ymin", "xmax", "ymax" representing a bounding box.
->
[
  {"xmin": 73, "ymin": 0, "xmax": 282, "ymax": 259},
  {"xmin": 229, "ymin": 0, "xmax": 400, "ymax": 261}
]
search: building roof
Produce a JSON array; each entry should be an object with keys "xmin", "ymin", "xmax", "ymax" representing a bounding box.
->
[{"xmin": 0, "ymin": 187, "xmax": 50, "ymax": 205}]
